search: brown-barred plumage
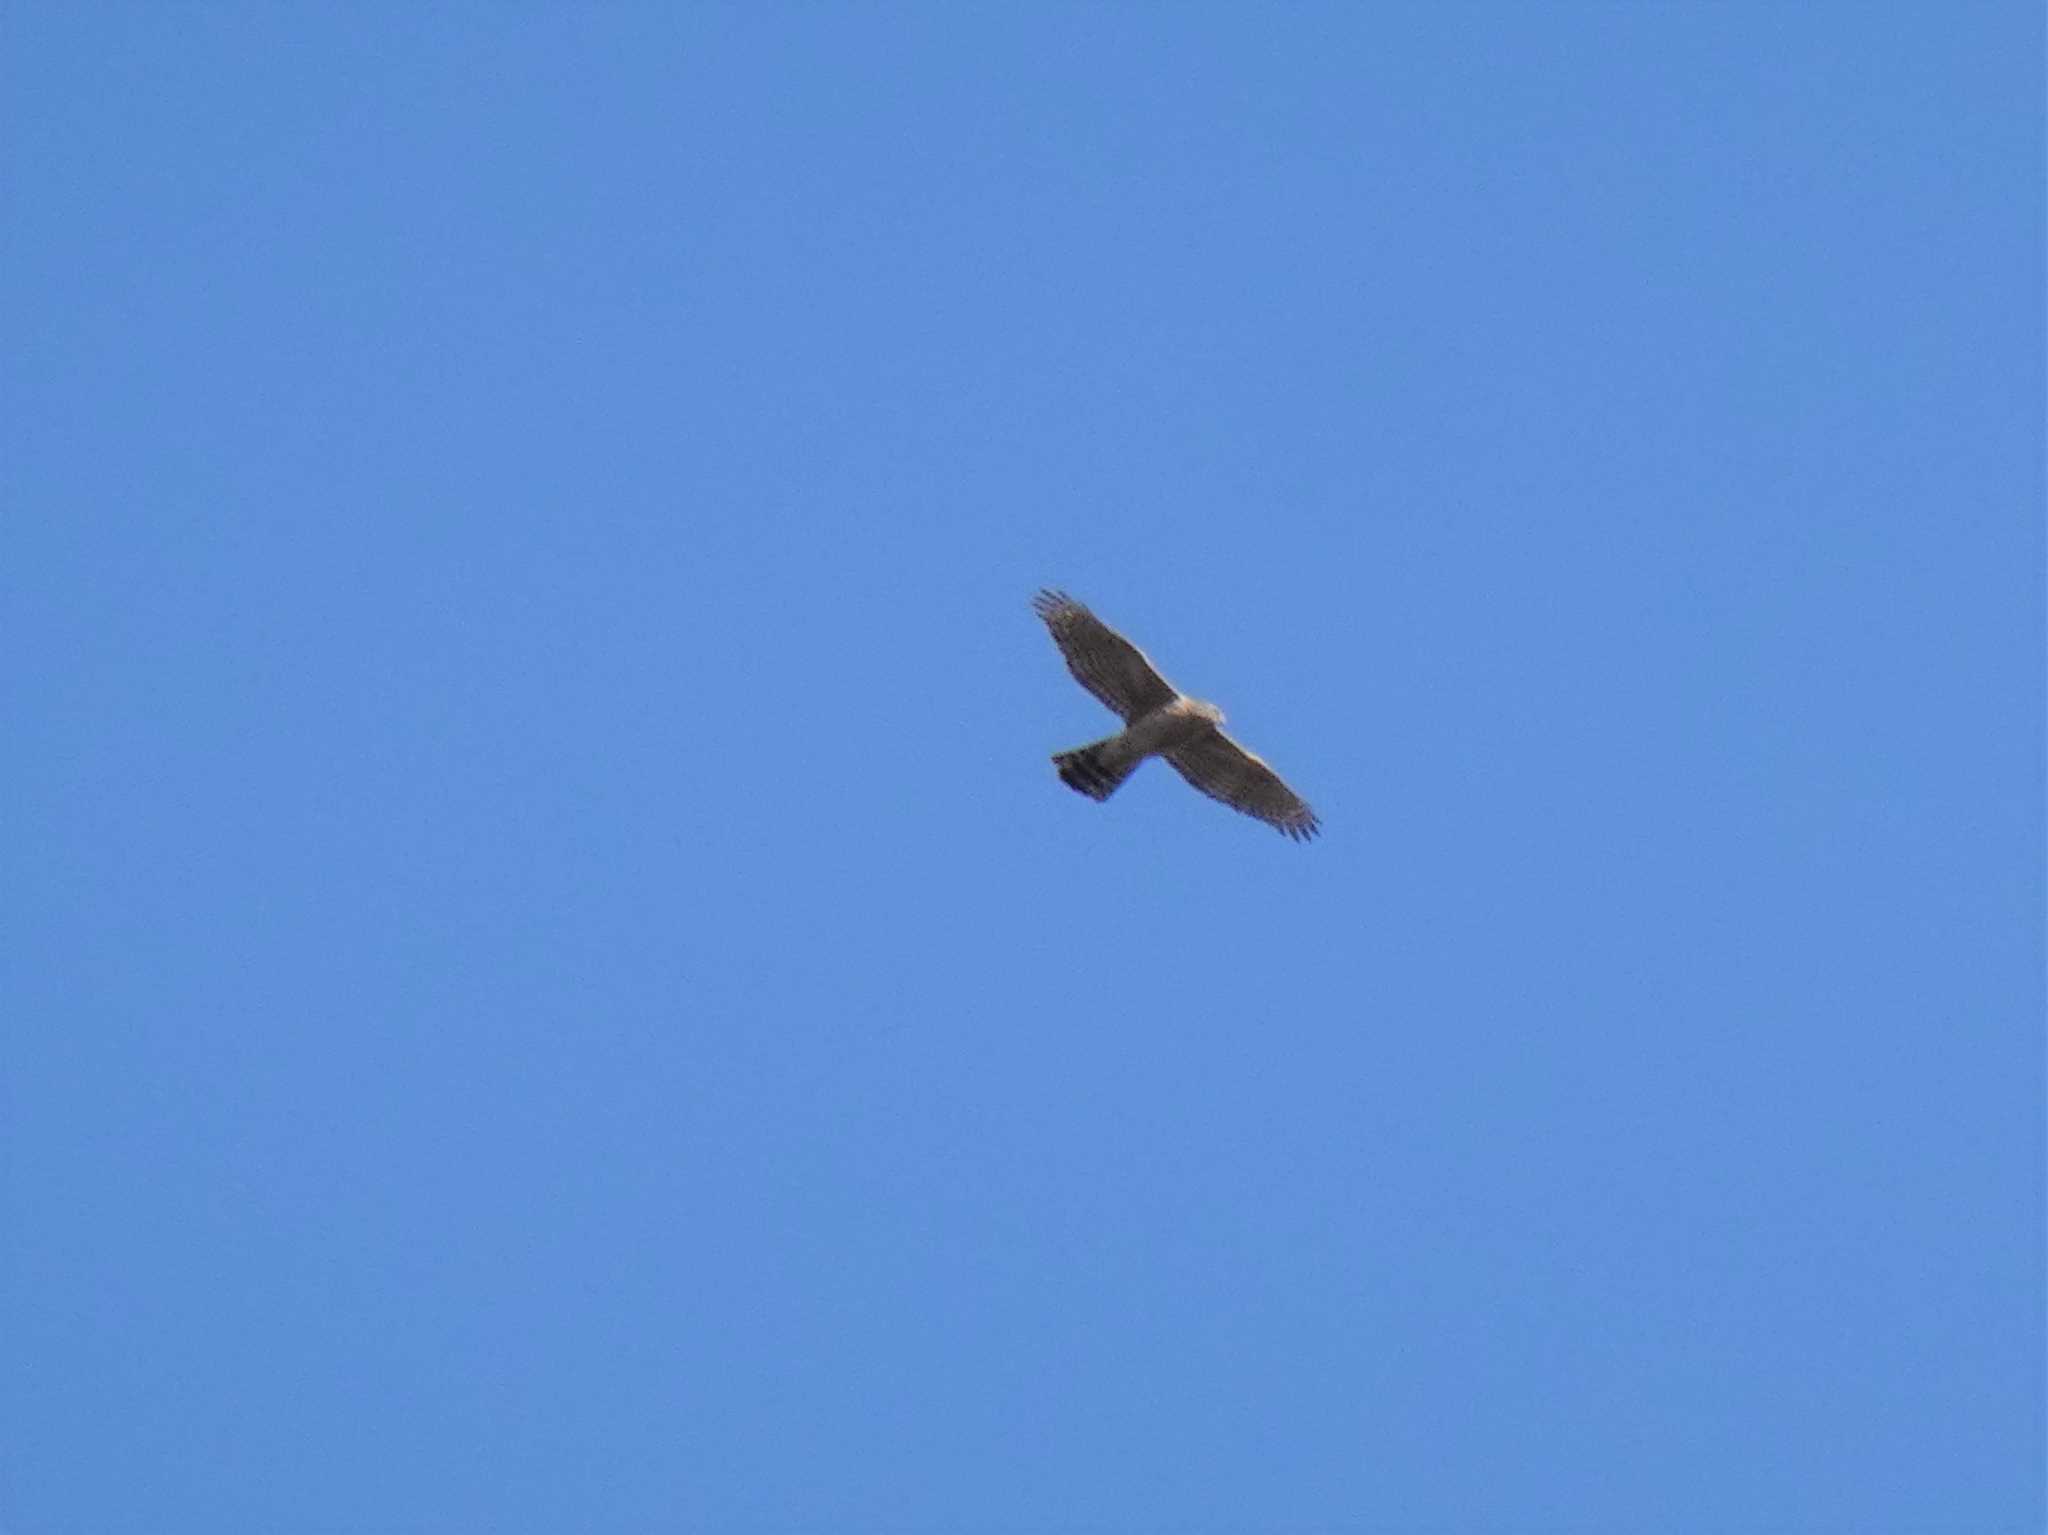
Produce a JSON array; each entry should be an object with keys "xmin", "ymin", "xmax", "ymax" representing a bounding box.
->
[{"xmin": 1033, "ymin": 590, "xmax": 1320, "ymax": 841}]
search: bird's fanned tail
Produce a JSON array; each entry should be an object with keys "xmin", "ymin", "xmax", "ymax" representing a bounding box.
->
[{"xmin": 1052, "ymin": 737, "xmax": 1140, "ymax": 801}]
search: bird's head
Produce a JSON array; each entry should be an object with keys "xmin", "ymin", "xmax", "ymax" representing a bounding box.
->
[{"xmin": 1190, "ymin": 699, "xmax": 1226, "ymax": 726}]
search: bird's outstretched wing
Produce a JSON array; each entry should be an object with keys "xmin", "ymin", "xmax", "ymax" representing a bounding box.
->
[
  {"xmin": 1165, "ymin": 726, "xmax": 1321, "ymax": 841},
  {"xmin": 1032, "ymin": 589, "xmax": 1179, "ymax": 722}
]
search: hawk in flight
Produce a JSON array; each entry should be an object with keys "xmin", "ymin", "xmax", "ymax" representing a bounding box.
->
[{"xmin": 1033, "ymin": 589, "xmax": 1321, "ymax": 841}]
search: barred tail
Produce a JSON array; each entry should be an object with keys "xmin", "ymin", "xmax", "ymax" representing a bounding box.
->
[{"xmin": 1052, "ymin": 737, "xmax": 1140, "ymax": 801}]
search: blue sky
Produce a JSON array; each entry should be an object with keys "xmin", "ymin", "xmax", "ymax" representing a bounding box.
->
[{"xmin": 5, "ymin": 5, "xmax": 2041, "ymax": 1530}]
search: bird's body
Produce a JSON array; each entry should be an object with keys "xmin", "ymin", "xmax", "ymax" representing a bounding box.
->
[
  {"xmin": 1032, "ymin": 590, "xmax": 1320, "ymax": 841},
  {"xmin": 1052, "ymin": 696, "xmax": 1218, "ymax": 799}
]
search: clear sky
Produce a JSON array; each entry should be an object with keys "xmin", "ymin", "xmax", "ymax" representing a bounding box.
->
[{"xmin": 5, "ymin": 5, "xmax": 2041, "ymax": 1531}]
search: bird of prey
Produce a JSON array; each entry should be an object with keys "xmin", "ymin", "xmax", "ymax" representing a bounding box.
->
[{"xmin": 1033, "ymin": 589, "xmax": 1321, "ymax": 841}]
